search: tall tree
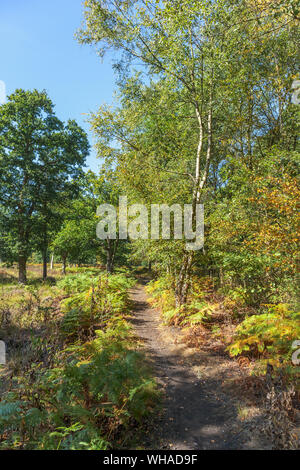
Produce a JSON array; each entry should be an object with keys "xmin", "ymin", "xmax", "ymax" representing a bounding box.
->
[
  {"xmin": 0, "ymin": 89, "xmax": 89, "ymax": 283},
  {"xmin": 79, "ymin": 0, "xmax": 298, "ymax": 303},
  {"xmin": 33, "ymin": 119, "xmax": 89, "ymax": 280},
  {"xmin": 78, "ymin": 0, "xmax": 227, "ymax": 303}
]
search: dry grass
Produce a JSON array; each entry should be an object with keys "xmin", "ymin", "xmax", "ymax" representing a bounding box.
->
[{"xmin": 0, "ymin": 264, "xmax": 68, "ymax": 382}]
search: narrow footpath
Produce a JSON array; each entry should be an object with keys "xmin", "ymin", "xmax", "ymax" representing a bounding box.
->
[{"xmin": 130, "ymin": 281, "xmax": 271, "ymax": 450}]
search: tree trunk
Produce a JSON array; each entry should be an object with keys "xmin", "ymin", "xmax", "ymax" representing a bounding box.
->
[
  {"xmin": 50, "ymin": 253, "xmax": 54, "ymax": 270},
  {"xmin": 175, "ymin": 252, "xmax": 193, "ymax": 306},
  {"xmin": 42, "ymin": 248, "xmax": 47, "ymax": 281},
  {"xmin": 18, "ymin": 255, "xmax": 27, "ymax": 284},
  {"xmin": 175, "ymin": 79, "xmax": 213, "ymax": 306},
  {"xmin": 62, "ymin": 255, "xmax": 67, "ymax": 275},
  {"xmin": 106, "ymin": 239, "xmax": 114, "ymax": 274},
  {"xmin": 41, "ymin": 222, "xmax": 48, "ymax": 280},
  {"xmin": 220, "ymin": 266, "xmax": 224, "ymax": 287},
  {"xmin": 106, "ymin": 258, "xmax": 113, "ymax": 274},
  {"xmin": 105, "ymin": 238, "xmax": 119, "ymax": 274}
]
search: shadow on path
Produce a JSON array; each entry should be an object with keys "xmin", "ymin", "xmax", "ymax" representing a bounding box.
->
[{"xmin": 130, "ymin": 282, "xmax": 269, "ymax": 450}]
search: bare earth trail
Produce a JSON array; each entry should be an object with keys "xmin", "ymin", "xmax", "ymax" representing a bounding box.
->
[{"xmin": 130, "ymin": 281, "xmax": 270, "ymax": 450}]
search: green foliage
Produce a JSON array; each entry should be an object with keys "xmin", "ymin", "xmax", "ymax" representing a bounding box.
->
[
  {"xmin": 0, "ymin": 322, "xmax": 157, "ymax": 450},
  {"xmin": 181, "ymin": 302, "xmax": 214, "ymax": 327},
  {"xmin": 228, "ymin": 304, "xmax": 300, "ymax": 365},
  {"xmin": 0, "ymin": 271, "xmax": 157, "ymax": 450},
  {"xmin": 79, "ymin": 0, "xmax": 299, "ymax": 305},
  {"xmin": 59, "ymin": 273, "xmax": 135, "ymax": 338},
  {"xmin": 147, "ymin": 276, "xmax": 176, "ymax": 323},
  {"xmin": 207, "ymin": 152, "xmax": 300, "ymax": 307},
  {"xmin": 51, "ymin": 219, "xmax": 96, "ymax": 267},
  {"xmin": 0, "ymin": 89, "xmax": 89, "ymax": 282},
  {"xmin": 1, "ymin": 0, "xmax": 299, "ymax": 449},
  {"xmin": 57, "ymin": 273, "xmax": 99, "ymax": 294},
  {"xmin": 147, "ymin": 275, "xmax": 213, "ymax": 327}
]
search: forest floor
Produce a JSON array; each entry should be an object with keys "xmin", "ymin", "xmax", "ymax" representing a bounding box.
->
[
  {"xmin": 130, "ymin": 279, "xmax": 272, "ymax": 450},
  {"xmin": 1, "ymin": 266, "xmax": 298, "ymax": 450}
]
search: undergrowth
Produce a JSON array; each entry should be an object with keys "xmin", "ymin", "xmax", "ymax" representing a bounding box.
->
[
  {"xmin": 146, "ymin": 275, "xmax": 300, "ymax": 384},
  {"xmin": 0, "ymin": 268, "xmax": 158, "ymax": 450}
]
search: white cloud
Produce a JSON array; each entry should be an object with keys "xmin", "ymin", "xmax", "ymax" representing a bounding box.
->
[{"xmin": 0, "ymin": 80, "xmax": 6, "ymax": 104}]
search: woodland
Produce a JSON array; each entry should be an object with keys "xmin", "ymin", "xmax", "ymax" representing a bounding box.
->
[{"xmin": 0, "ymin": 0, "xmax": 299, "ymax": 450}]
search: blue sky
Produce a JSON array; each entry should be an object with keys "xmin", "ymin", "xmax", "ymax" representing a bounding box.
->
[{"xmin": 0, "ymin": 0, "xmax": 118, "ymax": 172}]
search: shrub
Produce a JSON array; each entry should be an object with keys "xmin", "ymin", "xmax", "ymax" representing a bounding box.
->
[
  {"xmin": 228, "ymin": 304, "xmax": 300, "ymax": 367},
  {"xmin": 0, "ymin": 271, "xmax": 158, "ymax": 450},
  {"xmin": 147, "ymin": 275, "xmax": 214, "ymax": 327},
  {"xmin": 59, "ymin": 273, "xmax": 135, "ymax": 338},
  {"xmin": 0, "ymin": 321, "xmax": 157, "ymax": 450}
]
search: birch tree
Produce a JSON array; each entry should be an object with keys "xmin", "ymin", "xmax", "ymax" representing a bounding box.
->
[{"xmin": 78, "ymin": 0, "xmax": 227, "ymax": 303}]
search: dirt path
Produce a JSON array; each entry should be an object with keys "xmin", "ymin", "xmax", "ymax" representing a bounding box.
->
[{"xmin": 130, "ymin": 281, "xmax": 270, "ymax": 450}]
